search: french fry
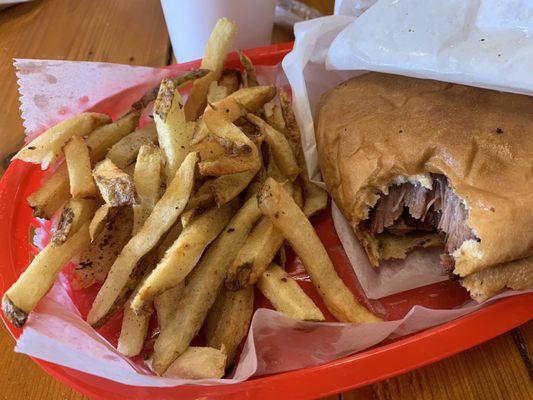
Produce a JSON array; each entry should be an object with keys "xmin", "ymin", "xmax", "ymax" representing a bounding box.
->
[
  {"xmin": 161, "ymin": 346, "xmax": 226, "ymax": 379},
  {"xmin": 13, "ymin": 113, "xmax": 111, "ymax": 169},
  {"xmin": 89, "ymin": 204, "xmax": 112, "ymax": 241},
  {"xmin": 73, "ymin": 206, "xmax": 133, "ymax": 290},
  {"xmin": 238, "ymin": 51, "xmax": 258, "ymax": 87},
  {"xmin": 205, "ymin": 286, "xmax": 254, "ymax": 366},
  {"xmin": 154, "ymin": 283, "xmax": 185, "ymax": 331},
  {"xmin": 246, "ymin": 113, "xmax": 300, "ymax": 181},
  {"xmin": 27, "ymin": 164, "xmax": 70, "ymax": 219},
  {"xmin": 106, "ymin": 122, "xmax": 158, "ymax": 169},
  {"xmin": 118, "ymin": 144, "xmax": 163, "ymax": 356},
  {"xmin": 152, "ymin": 196, "xmax": 262, "ymax": 374},
  {"xmin": 264, "ymin": 103, "xmax": 287, "ymax": 134},
  {"xmin": 133, "ymin": 144, "xmax": 162, "ymax": 233},
  {"xmin": 218, "ymin": 69, "xmax": 241, "ymax": 94},
  {"xmin": 2, "ymin": 222, "xmax": 90, "ymax": 327},
  {"xmin": 279, "ymin": 90, "xmax": 327, "ymax": 217},
  {"xmin": 64, "ymin": 136, "xmax": 98, "ymax": 199},
  {"xmin": 153, "ymin": 79, "xmax": 195, "ymax": 181},
  {"xmin": 192, "ymin": 86, "xmax": 277, "ymax": 145},
  {"xmin": 258, "ymin": 263, "xmax": 324, "ymax": 321},
  {"xmin": 132, "ymin": 69, "xmax": 210, "ymax": 111},
  {"xmin": 25, "ymin": 114, "xmax": 140, "ymax": 219},
  {"xmin": 186, "ymin": 181, "xmax": 215, "ymax": 211},
  {"xmin": 52, "ymin": 198, "xmax": 97, "ymax": 245},
  {"xmin": 257, "ymin": 178, "xmax": 380, "ymax": 323},
  {"xmin": 86, "ymin": 112, "xmax": 141, "ymax": 162},
  {"xmin": 92, "ymin": 159, "xmax": 137, "ymax": 207},
  {"xmin": 87, "ymin": 152, "xmax": 197, "ymax": 327},
  {"xmin": 209, "ymin": 167, "xmax": 258, "ymax": 206},
  {"xmin": 184, "ymin": 18, "xmax": 237, "ymax": 121},
  {"xmin": 132, "ymin": 204, "xmax": 234, "ymax": 313},
  {"xmin": 225, "ymin": 216, "xmax": 283, "ymax": 291}
]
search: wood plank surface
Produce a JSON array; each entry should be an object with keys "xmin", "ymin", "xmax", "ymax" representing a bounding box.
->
[{"xmin": 0, "ymin": 1, "xmax": 531, "ymax": 399}]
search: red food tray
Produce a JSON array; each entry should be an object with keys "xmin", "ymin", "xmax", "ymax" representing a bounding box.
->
[{"xmin": 1, "ymin": 43, "xmax": 531, "ymax": 400}]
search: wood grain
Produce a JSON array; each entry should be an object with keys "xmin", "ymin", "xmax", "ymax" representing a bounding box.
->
[
  {"xmin": 0, "ymin": 1, "xmax": 531, "ymax": 399},
  {"xmin": 0, "ymin": 0, "xmax": 169, "ymax": 175}
]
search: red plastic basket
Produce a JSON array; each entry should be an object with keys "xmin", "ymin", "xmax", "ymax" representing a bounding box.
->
[{"xmin": 1, "ymin": 43, "xmax": 532, "ymax": 400}]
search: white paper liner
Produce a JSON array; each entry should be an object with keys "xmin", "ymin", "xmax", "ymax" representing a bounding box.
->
[{"xmin": 7, "ymin": 0, "xmax": 533, "ymax": 386}]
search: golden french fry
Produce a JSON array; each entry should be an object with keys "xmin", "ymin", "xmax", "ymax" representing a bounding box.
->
[
  {"xmin": 302, "ymin": 180, "xmax": 328, "ymax": 218},
  {"xmin": 205, "ymin": 286, "xmax": 254, "ymax": 366},
  {"xmin": 118, "ymin": 289, "xmax": 152, "ymax": 357},
  {"xmin": 106, "ymin": 122, "xmax": 158, "ymax": 169},
  {"xmin": 92, "ymin": 159, "xmax": 137, "ymax": 207},
  {"xmin": 207, "ymin": 81, "xmax": 229, "ymax": 103},
  {"xmin": 2, "ymin": 222, "xmax": 90, "ymax": 328},
  {"xmin": 238, "ymin": 51, "xmax": 258, "ymax": 87},
  {"xmin": 27, "ymin": 165, "xmax": 70, "ymax": 219},
  {"xmin": 89, "ymin": 204, "xmax": 112, "ymax": 241},
  {"xmin": 132, "ymin": 204, "xmax": 234, "ymax": 313},
  {"xmin": 26, "ymin": 114, "xmax": 140, "ymax": 219},
  {"xmin": 73, "ymin": 206, "xmax": 133, "ymax": 290},
  {"xmin": 192, "ymin": 86, "xmax": 277, "ymax": 145},
  {"xmin": 258, "ymin": 178, "xmax": 380, "ymax": 323},
  {"xmin": 52, "ymin": 198, "xmax": 97, "ymax": 245},
  {"xmin": 225, "ymin": 216, "xmax": 283, "ymax": 291},
  {"xmin": 132, "ymin": 69, "xmax": 210, "ymax": 111},
  {"xmin": 279, "ymin": 90, "xmax": 302, "ymax": 158},
  {"xmin": 161, "ymin": 346, "xmax": 226, "ymax": 379},
  {"xmin": 152, "ymin": 196, "xmax": 262, "ymax": 375},
  {"xmin": 154, "ymin": 283, "xmax": 185, "ymax": 331},
  {"xmin": 264, "ymin": 103, "xmax": 287, "ymax": 134},
  {"xmin": 64, "ymin": 136, "xmax": 98, "ymax": 199},
  {"xmin": 258, "ymin": 263, "xmax": 325, "ymax": 321},
  {"xmin": 184, "ymin": 18, "xmax": 238, "ymax": 121},
  {"xmin": 209, "ymin": 167, "xmax": 258, "ymax": 205},
  {"xmin": 133, "ymin": 144, "xmax": 162, "ymax": 233},
  {"xmin": 246, "ymin": 113, "xmax": 300, "ymax": 181},
  {"xmin": 87, "ymin": 152, "xmax": 197, "ymax": 327},
  {"xmin": 186, "ymin": 181, "xmax": 215, "ymax": 211},
  {"xmin": 86, "ymin": 111, "xmax": 141, "ymax": 163},
  {"xmin": 14, "ymin": 113, "xmax": 111, "ymax": 169},
  {"xmin": 218, "ymin": 69, "xmax": 241, "ymax": 94},
  {"xmin": 153, "ymin": 79, "xmax": 196, "ymax": 181}
]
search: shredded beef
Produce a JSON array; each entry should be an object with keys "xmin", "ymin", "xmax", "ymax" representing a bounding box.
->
[{"xmin": 369, "ymin": 175, "xmax": 476, "ymax": 269}]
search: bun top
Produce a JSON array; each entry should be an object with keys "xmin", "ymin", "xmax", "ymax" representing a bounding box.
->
[{"xmin": 315, "ymin": 73, "xmax": 533, "ymax": 276}]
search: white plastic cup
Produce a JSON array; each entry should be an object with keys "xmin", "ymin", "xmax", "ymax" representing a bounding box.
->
[{"xmin": 161, "ymin": 0, "xmax": 276, "ymax": 63}]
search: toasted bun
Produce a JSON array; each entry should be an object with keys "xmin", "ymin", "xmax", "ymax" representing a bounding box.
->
[{"xmin": 316, "ymin": 73, "xmax": 533, "ymax": 277}]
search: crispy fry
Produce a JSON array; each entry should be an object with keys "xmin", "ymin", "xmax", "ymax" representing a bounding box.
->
[
  {"xmin": 184, "ymin": 18, "xmax": 237, "ymax": 121},
  {"xmin": 2, "ymin": 222, "xmax": 90, "ymax": 327},
  {"xmin": 27, "ymin": 164, "xmax": 70, "ymax": 219},
  {"xmin": 186, "ymin": 181, "xmax": 215, "ymax": 211},
  {"xmin": 153, "ymin": 79, "xmax": 195, "ymax": 180},
  {"xmin": 292, "ymin": 180, "xmax": 304, "ymax": 209},
  {"xmin": 152, "ymin": 196, "xmax": 261, "ymax": 374},
  {"xmin": 14, "ymin": 113, "xmax": 111, "ymax": 169},
  {"xmin": 106, "ymin": 122, "xmax": 158, "ymax": 169},
  {"xmin": 258, "ymin": 263, "xmax": 324, "ymax": 321},
  {"xmin": 205, "ymin": 286, "xmax": 254, "ymax": 366},
  {"xmin": 264, "ymin": 103, "xmax": 286, "ymax": 134},
  {"xmin": 73, "ymin": 206, "xmax": 133, "ymax": 290},
  {"xmin": 279, "ymin": 90, "xmax": 327, "ymax": 217},
  {"xmin": 218, "ymin": 69, "xmax": 241, "ymax": 94},
  {"xmin": 133, "ymin": 144, "xmax": 162, "ymax": 233},
  {"xmin": 132, "ymin": 69, "xmax": 210, "ymax": 111},
  {"xmin": 154, "ymin": 283, "xmax": 185, "ymax": 331},
  {"xmin": 118, "ymin": 287, "xmax": 152, "ymax": 357},
  {"xmin": 257, "ymin": 178, "xmax": 380, "ymax": 323},
  {"xmin": 132, "ymin": 204, "xmax": 234, "ymax": 313},
  {"xmin": 209, "ymin": 167, "xmax": 258, "ymax": 205},
  {"xmin": 86, "ymin": 111, "xmax": 141, "ymax": 163},
  {"xmin": 52, "ymin": 199, "xmax": 97, "ymax": 245},
  {"xmin": 161, "ymin": 346, "xmax": 226, "ymax": 379},
  {"xmin": 246, "ymin": 113, "xmax": 299, "ymax": 181},
  {"xmin": 92, "ymin": 159, "xmax": 136, "ymax": 207},
  {"xmin": 64, "ymin": 136, "xmax": 98, "ymax": 199},
  {"xmin": 225, "ymin": 216, "xmax": 283, "ymax": 291},
  {"xmin": 26, "ymin": 114, "xmax": 140, "ymax": 219},
  {"xmin": 89, "ymin": 204, "xmax": 112, "ymax": 241},
  {"xmin": 238, "ymin": 51, "xmax": 258, "ymax": 87}
]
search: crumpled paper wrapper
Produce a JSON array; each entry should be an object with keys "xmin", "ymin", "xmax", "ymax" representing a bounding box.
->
[{"xmin": 8, "ymin": 0, "xmax": 533, "ymax": 387}]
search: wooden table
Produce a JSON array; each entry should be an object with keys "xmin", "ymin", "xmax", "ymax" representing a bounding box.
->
[{"xmin": 0, "ymin": 1, "xmax": 531, "ymax": 399}]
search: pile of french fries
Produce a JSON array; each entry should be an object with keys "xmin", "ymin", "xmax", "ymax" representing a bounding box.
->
[{"xmin": 2, "ymin": 18, "xmax": 380, "ymax": 379}]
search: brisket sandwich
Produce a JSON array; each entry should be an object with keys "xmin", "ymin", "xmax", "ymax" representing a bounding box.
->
[{"xmin": 315, "ymin": 73, "xmax": 533, "ymax": 301}]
